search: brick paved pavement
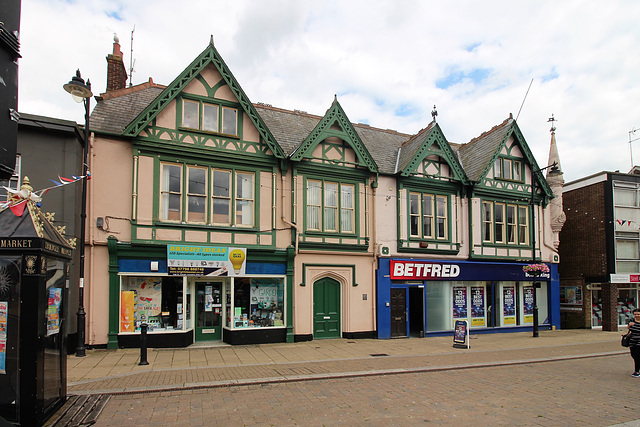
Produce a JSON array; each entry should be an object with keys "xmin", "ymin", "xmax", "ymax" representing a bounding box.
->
[{"xmin": 50, "ymin": 330, "xmax": 640, "ymax": 425}]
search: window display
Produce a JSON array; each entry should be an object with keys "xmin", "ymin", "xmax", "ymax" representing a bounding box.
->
[
  {"xmin": 120, "ymin": 276, "xmax": 186, "ymax": 332},
  {"xmin": 231, "ymin": 278, "xmax": 284, "ymax": 328}
]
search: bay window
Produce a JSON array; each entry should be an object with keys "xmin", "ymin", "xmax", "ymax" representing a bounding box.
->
[
  {"xmin": 410, "ymin": 192, "xmax": 448, "ymax": 240},
  {"xmin": 159, "ymin": 162, "xmax": 254, "ymax": 227},
  {"xmin": 306, "ymin": 179, "xmax": 355, "ymax": 233},
  {"xmin": 483, "ymin": 200, "xmax": 528, "ymax": 245}
]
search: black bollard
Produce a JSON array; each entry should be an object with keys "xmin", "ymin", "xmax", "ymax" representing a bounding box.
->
[{"xmin": 139, "ymin": 323, "xmax": 149, "ymax": 365}]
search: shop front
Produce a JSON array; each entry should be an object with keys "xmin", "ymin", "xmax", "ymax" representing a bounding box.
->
[
  {"xmin": 107, "ymin": 239, "xmax": 292, "ymax": 348},
  {"xmin": 376, "ymin": 258, "xmax": 560, "ymax": 339}
]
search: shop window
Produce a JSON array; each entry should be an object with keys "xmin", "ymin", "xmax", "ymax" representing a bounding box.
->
[
  {"xmin": 306, "ymin": 179, "xmax": 355, "ymax": 233},
  {"xmin": 120, "ymin": 276, "xmax": 187, "ymax": 332},
  {"xmin": 181, "ymin": 99, "xmax": 238, "ymax": 137},
  {"xmin": 618, "ymin": 287, "xmax": 639, "ymax": 326},
  {"xmin": 227, "ymin": 278, "xmax": 284, "ymax": 328}
]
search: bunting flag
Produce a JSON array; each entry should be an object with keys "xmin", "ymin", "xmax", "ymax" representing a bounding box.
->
[
  {"xmin": 1, "ymin": 171, "xmax": 91, "ymax": 216},
  {"xmin": 616, "ymin": 219, "xmax": 640, "ymax": 229}
]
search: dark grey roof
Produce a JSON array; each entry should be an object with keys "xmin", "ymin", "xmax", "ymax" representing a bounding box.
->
[
  {"xmin": 90, "ymin": 86, "xmax": 164, "ymax": 135},
  {"xmin": 458, "ymin": 117, "xmax": 512, "ymax": 182},
  {"xmin": 255, "ymin": 105, "xmax": 410, "ymax": 174},
  {"xmin": 396, "ymin": 122, "xmax": 436, "ymax": 173}
]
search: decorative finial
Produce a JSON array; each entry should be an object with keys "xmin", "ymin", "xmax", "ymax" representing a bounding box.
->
[
  {"xmin": 114, "ymin": 33, "xmax": 119, "ymax": 44},
  {"xmin": 210, "ymin": 35, "xmax": 214, "ymax": 46},
  {"xmin": 21, "ymin": 176, "xmax": 33, "ymax": 193},
  {"xmin": 431, "ymin": 105, "xmax": 438, "ymax": 121},
  {"xmin": 548, "ymin": 114, "xmax": 557, "ymax": 133}
]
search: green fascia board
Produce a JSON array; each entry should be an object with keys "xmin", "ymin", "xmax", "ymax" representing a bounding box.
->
[
  {"xmin": 134, "ymin": 139, "xmax": 280, "ymax": 168},
  {"xmin": 399, "ymin": 123, "xmax": 468, "ymax": 184},
  {"xmin": 290, "ymin": 98, "xmax": 379, "ymax": 173},
  {"xmin": 122, "ymin": 41, "xmax": 285, "ymax": 159},
  {"xmin": 477, "ymin": 121, "xmax": 554, "ymax": 199}
]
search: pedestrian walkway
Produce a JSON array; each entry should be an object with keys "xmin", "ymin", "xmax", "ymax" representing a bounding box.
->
[{"xmin": 66, "ymin": 329, "xmax": 624, "ymax": 396}]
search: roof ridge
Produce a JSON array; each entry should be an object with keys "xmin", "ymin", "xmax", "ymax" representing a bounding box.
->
[
  {"xmin": 463, "ymin": 116, "xmax": 512, "ymax": 146},
  {"xmin": 97, "ymin": 78, "xmax": 166, "ymax": 101},
  {"xmin": 401, "ymin": 120, "xmax": 436, "ymax": 147},
  {"xmin": 253, "ymin": 102, "xmax": 412, "ymax": 137}
]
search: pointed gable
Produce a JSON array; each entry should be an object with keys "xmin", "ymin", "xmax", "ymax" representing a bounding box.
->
[
  {"xmin": 289, "ymin": 97, "xmax": 378, "ymax": 173},
  {"xmin": 459, "ymin": 115, "xmax": 553, "ymax": 197},
  {"xmin": 122, "ymin": 39, "xmax": 284, "ymax": 158},
  {"xmin": 396, "ymin": 121, "xmax": 468, "ymax": 183}
]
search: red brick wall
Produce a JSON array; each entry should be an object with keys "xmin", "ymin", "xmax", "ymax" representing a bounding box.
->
[
  {"xmin": 559, "ymin": 181, "xmax": 608, "ymax": 278},
  {"xmin": 106, "ymin": 54, "xmax": 127, "ymax": 92}
]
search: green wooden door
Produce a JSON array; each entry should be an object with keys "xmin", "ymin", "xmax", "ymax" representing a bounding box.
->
[
  {"xmin": 313, "ymin": 277, "xmax": 341, "ymax": 339},
  {"xmin": 195, "ymin": 282, "xmax": 222, "ymax": 341}
]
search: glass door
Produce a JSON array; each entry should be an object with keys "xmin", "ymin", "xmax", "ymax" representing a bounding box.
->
[{"xmin": 195, "ymin": 281, "xmax": 222, "ymax": 341}]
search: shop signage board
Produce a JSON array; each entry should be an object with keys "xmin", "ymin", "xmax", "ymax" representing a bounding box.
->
[
  {"xmin": 389, "ymin": 259, "xmax": 551, "ymax": 281},
  {"xmin": 453, "ymin": 319, "xmax": 469, "ymax": 349},
  {"xmin": 610, "ymin": 274, "xmax": 640, "ymax": 283},
  {"xmin": 167, "ymin": 245, "xmax": 246, "ymax": 276}
]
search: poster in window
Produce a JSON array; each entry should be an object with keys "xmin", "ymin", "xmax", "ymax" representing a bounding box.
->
[
  {"xmin": 503, "ymin": 286, "xmax": 516, "ymax": 325},
  {"xmin": 453, "ymin": 286, "xmax": 467, "ymax": 319},
  {"xmin": 46, "ymin": 287, "xmax": 62, "ymax": 336},
  {"xmin": 0, "ymin": 301, "xmax": 6, "ymax": 374},
  {"xmin": 121, "ymin": 291, "xmax": 135, "ymax": 332},
  {"xmin": 523, "ymin": 286, "xmax": 534, "ymax": 323},
  {"xmin": 471, "ymin": 286, "xmax": 485, "ymax": 326},
  {"xmin": 135, "ymin": 278, "xmax": 162, "ymax": 320}
]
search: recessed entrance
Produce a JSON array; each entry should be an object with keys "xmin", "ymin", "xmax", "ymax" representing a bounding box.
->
[{"xmin": 195, "ymin": 281, "xmax": 222, "ymax": 342}]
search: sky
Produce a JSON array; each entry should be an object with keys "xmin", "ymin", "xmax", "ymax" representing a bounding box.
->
[{"xmin": 17, "ymin": 0, "xmax": 640, "ymax": 183}]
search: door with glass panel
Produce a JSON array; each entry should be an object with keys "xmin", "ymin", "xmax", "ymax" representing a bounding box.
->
[{"xmin": 195, "ymin": 281, "xmax": 222, "ymax": 341}]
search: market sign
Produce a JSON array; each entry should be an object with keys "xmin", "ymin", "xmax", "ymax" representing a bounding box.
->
[
  {"xmin": 167, "ymin": 245, "xmax": 246, "ymax": 276},
  {"xmin": 610, "ymin": 273, "xmax": 640, "ymax": 283}
]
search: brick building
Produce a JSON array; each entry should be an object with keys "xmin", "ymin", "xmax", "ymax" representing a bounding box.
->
[{"xmin": 559, "ymin": 168, "xmax": 640, "ymax": 331}]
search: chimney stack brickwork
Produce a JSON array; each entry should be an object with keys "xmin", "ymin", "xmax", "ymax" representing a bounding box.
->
[{"xmin": 106, "ymin": 40, "xmax": 128, "ymax": 92}]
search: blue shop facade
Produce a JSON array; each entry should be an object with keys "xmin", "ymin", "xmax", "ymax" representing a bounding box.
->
[{"xmin": 376, "ymin": 257, "xmax": 560, "ymax": 339}]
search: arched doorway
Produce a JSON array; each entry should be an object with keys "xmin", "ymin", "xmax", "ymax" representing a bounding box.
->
[{"xmin": 313, "ymin": 277, "xmax": 341, "ymax": 339}]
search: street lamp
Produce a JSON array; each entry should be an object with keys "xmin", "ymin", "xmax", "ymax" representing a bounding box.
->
[
  {"xmin": 64, "ymin": 70, "xmax": 92, "ymax": 357},
  {"xmin": 530, "ymin": 161, "xmax": 559, "ymax": 337}
]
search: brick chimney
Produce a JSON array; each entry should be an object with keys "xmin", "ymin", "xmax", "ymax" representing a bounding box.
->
[{"xmin": 106, "ymin": 34, "xmax": 128, "ymax": 92}]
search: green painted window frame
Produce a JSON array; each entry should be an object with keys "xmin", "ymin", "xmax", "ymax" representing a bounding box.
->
[
  {"xmin": 158, "ymin": 160, "xmax": 256, "ymax": 228},
  {"xmin": 409, "ymin": 191, "xmax": 449, "ymax": 241},
  {"xmin": 179, "ymin": 97, "xmax": 239, "ymax": 137},
  {"xmin": 494, "ymin": 157, "xmax": 523, "ymax": 182},
  {"xmin": 304, "ymin": 177, "xmax": 357, "ymax": 235},
  {"xmin": 482, "ymin": 199, "xmax": 529, "ymax": 246}
]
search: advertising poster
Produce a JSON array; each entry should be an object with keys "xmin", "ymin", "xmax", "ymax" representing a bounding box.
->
[
  {"xmin": 136, "ymin": 278, "xmax": 162, "ymax": 320},
  {"xmin": 523, "ymin": 286, "xmax": 534, "ymax": 323},
  {"xmin": 471, "ymin": 286, "xmax": 485, "ymax": 326},
  {"xmin": 167, "ymin": 245, "xmax": 246, "ymax": 276},
  {"xmin": 121, "ymin": 291, "xmax": 135, "ymax": 332},
  {"xmin": 453, "ymin": 287, "xmax": 467, "ymax": 319},
  {"xmin": 46, "ymin": 287, "xmax": 62, "ymax": 336},
  {"xmin": 250, "ymin": 283, "xmax": 279, "ymax": 309},
  {"xmin": 503, "ymin": 286, "xmax": 516, "ymax": 325},
  {"xmin": 0, "ymin": 301, "xmax": 6, "ymax": 374},
  {"xmin": 453, "ymin": 320, "xmax": 469, "ymax": 349}
]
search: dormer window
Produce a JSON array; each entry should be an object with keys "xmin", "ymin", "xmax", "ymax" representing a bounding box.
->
[
  {"xmin": 494, "ymin": 157, "xmax": 522, "ymax": 182},
  {"xmin": 182, "ymin": 99, "xmax": 238, "ymax": 136}
]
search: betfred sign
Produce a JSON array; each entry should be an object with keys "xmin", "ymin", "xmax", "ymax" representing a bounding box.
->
[{"xmin": 391, "ymin": 260, "xmax": 461, "ymax": 280}]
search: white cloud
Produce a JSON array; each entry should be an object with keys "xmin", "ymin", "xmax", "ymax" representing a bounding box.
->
[{"xmin": 18, "ymin": 0, "xmax": 640, "ymax": 182}]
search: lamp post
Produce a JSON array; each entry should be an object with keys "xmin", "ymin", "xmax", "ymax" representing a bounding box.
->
[
  {"xmin": 64, "ymin": 70, "xmax": 92, "ymax": 357},
  {"xmin": 530, "ymin": 161, "xmax": 558, "ymax": 338}
]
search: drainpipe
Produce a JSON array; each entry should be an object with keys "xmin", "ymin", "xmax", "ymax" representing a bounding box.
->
[
  {"xmin": 370, "ymin": 174, "xmax": 379, "ymax": 331},
  {"xmin": 281, "ymin": 174, "xmax": 299, "ymax": 254}
]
